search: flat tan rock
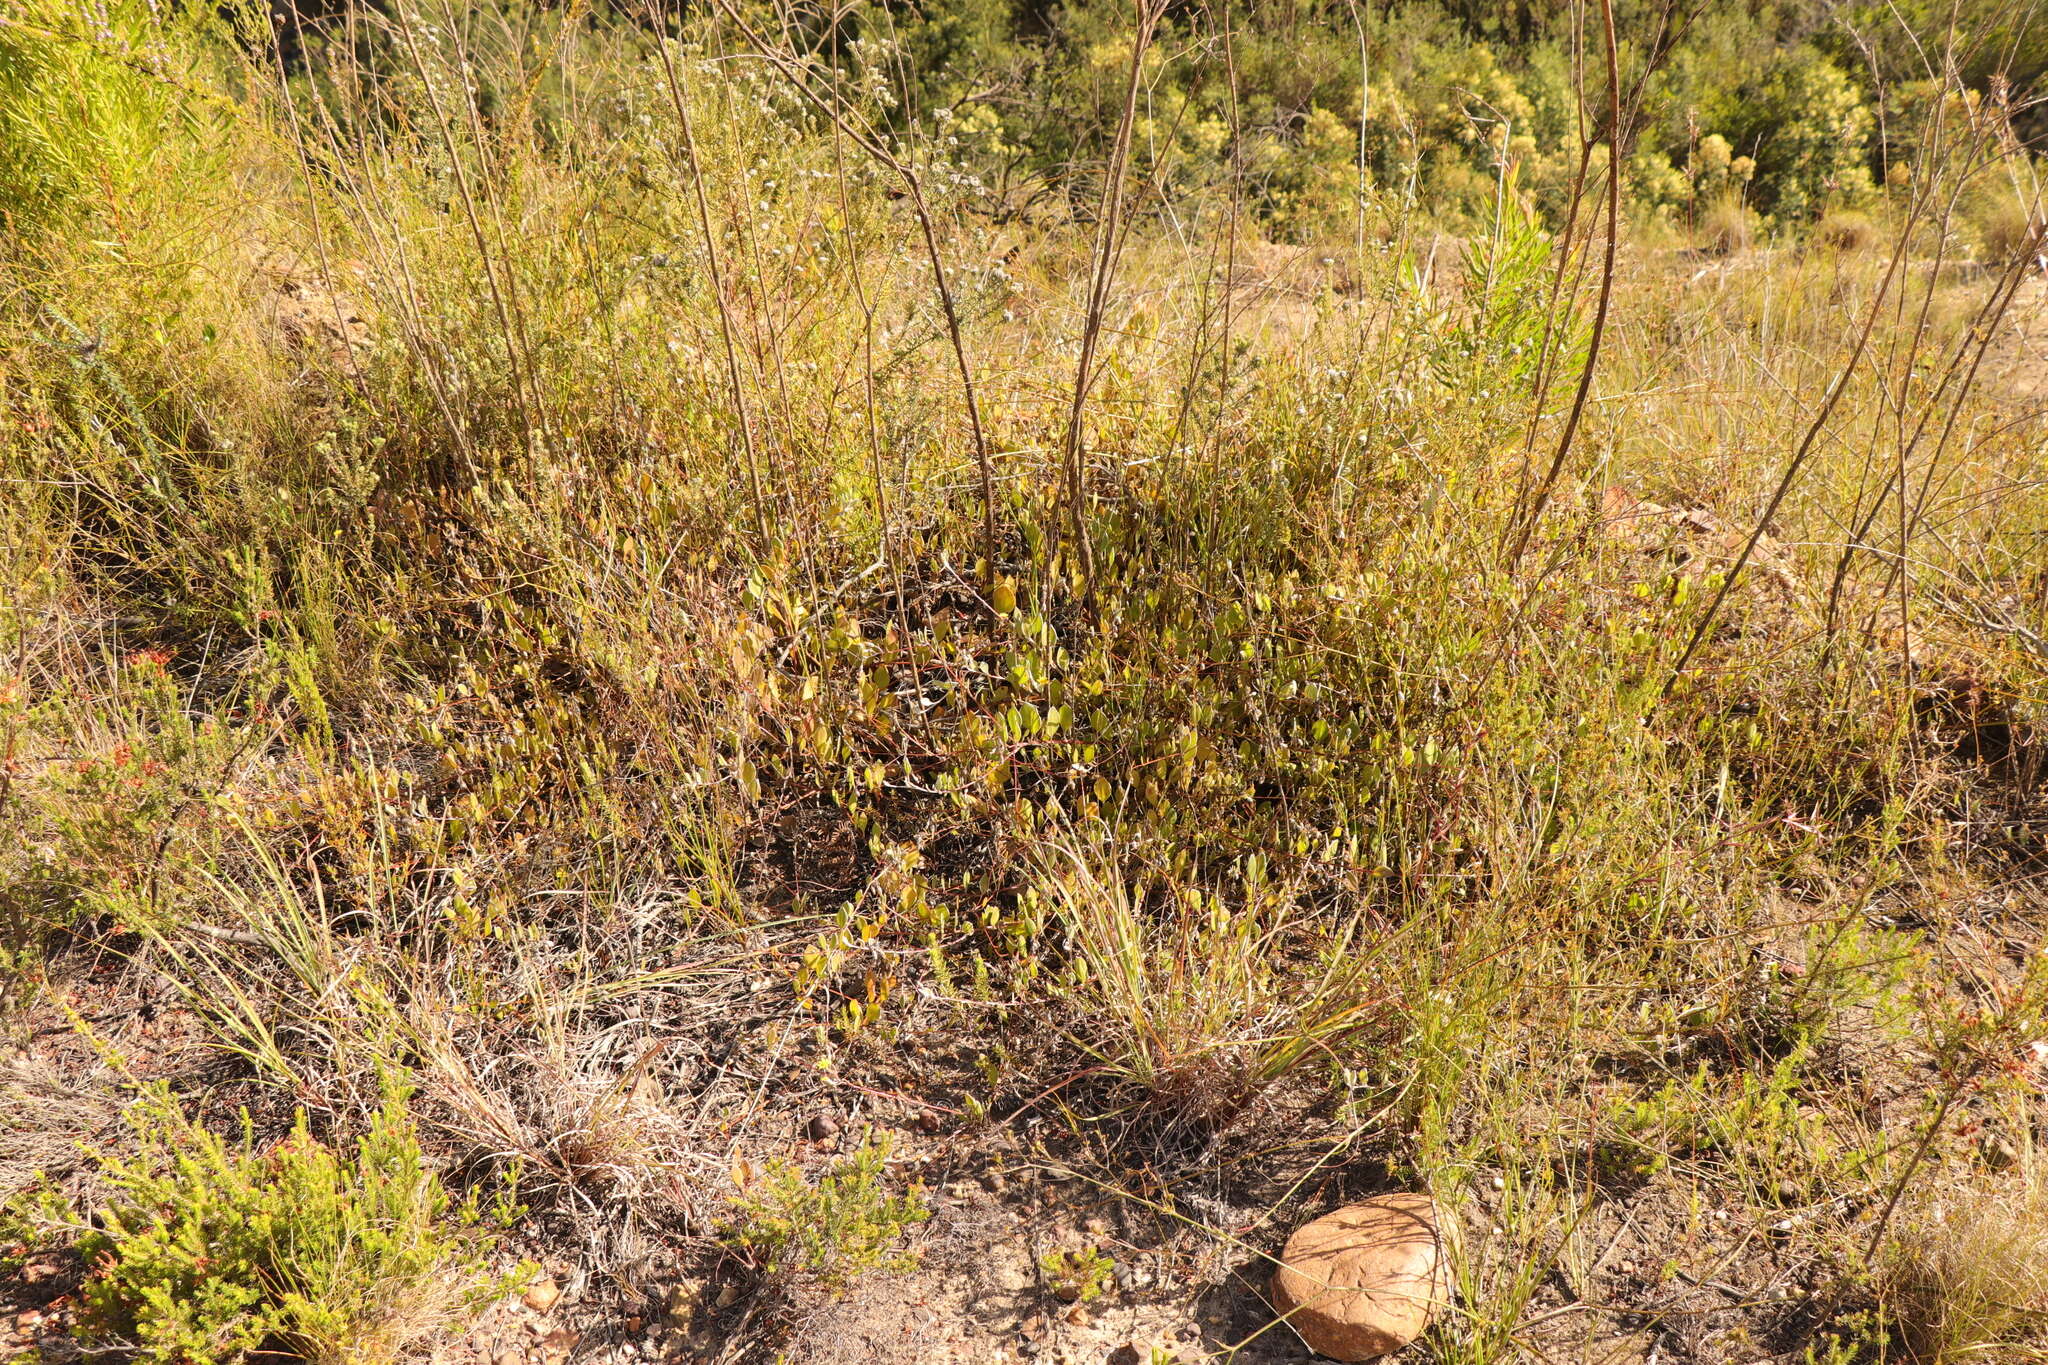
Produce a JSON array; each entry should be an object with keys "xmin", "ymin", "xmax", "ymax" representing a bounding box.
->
[
  {"xmin": 522, "ymin": 1274, "xmax": 561, "ymax": 1313},
  {"xmin": 1269, "ymin": 1193, "xmax": 1451, "ymax": 1361}
]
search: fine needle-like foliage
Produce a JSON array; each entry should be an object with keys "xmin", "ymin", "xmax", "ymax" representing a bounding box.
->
[{"xmin": 15, "ymin": 1085, "xmax": 520, "ymax": 1365}]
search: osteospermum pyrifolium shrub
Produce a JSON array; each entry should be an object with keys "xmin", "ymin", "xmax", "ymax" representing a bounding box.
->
[{"xmin": 65, "ymin": 1086, "xmax": 520, "ymax": 1365}]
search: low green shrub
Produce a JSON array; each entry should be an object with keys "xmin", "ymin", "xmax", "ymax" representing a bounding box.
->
[
  {"xmin": 0, "ymin": 0, "xmax": 235, "ymax": 239},
  {"xmin": 46, "ymin": 1086, "xmax": 517, "ymax": 1365},
  {"xmin": 1041, "ymin": 1246, "xmax": 1116, "ymax": 1303},
  {"xmin": 723, "ymin": 1133, "xmax": 929, "ymax": 1291}
]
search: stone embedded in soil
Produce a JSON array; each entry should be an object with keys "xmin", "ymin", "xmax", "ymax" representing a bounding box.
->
[
  {"xmin": 523, "ymin": 1275, "xmax": 562, "ymax": 1312},
  {"xmin": 540, "ymin": 1327, "xmax": 580, "ymax": 1365},
  {"xmin": 1269, "ymin": 1193, "xmax": 1452, "ymax": 1362},
  {"xmin": 805, "ymin": 1112, "xmax": 842, "ymax": 1141}
]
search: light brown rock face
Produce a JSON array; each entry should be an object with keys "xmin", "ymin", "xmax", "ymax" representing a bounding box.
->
[{"xmin": 1269, "ymin": 1193, "xmax": 1450, "ymax": 1361}]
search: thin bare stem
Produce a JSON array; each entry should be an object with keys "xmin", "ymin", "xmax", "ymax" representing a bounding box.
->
[
  {"xmin": 1506, "ymin": 0, "xmax": 1620, "ymax": 565},
  {"xmin": 1664, "ymin": 200, "xmax": 1928, "ymax": 691},
  {"xmin": 709, "ymin": 0, "xmax": 1001, "ymax": 589},
  {"xmin": 644, "ymin": 11, "xmax": 772, "ymax": 549},
  {"xmin": 1062, "ymin": 0, "xmax": 1168, "ymax": 604}
]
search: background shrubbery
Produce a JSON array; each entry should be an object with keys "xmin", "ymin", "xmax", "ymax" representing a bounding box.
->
[{"xmin": 752, "ymin": 0, "xmax": 2046, "ymax": 238}]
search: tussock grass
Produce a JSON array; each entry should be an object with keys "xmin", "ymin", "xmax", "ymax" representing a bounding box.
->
[{"xmin": 1886, "ymin": 1170, "xmax": 2048, "ymax": 1360}]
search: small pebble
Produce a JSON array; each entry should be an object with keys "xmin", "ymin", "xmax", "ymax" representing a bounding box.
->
[{"xmin": 1112, "ymin": 1263, "xmax": 1153, "ymax": 1293}]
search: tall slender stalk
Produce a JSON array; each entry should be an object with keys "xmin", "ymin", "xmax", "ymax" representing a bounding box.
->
[
  {"xmin": 438, "ymin": 0, "xmax": 553, "ymax": 452},
  {"xmin": 1344, "ymin": 0, "xmax": 1370, "ymax": 264},
  {"xmin": 1822, "ymin": 199, "xmax": 2033, "ymax": 652},
  {"xmin": 828, "ymin": 7, "xmax": 930, "ymax": 747},
  {"xmin": 1664, "ymin": 199, "xmax": 1926, "ymax": 691},
  {"xmin": 1209, "ymin": 0, "xmax": 1244, "ymax": 567},
  {"xmin": 1506, "ymin": 0, "xmax": 1620, "ymax": 565},
  {"xmin": 709, "ymin": 0, "xmax": 1001, "ymax": 590},
  {"xmin": 644, "ymin": 9, "xmax": 772, "ymax": 549},
  {"xmin": 284, "ymin": 9, "xmax": 478, "ymax": 472},
  {"xmin": 390, "ymin": 2, "xmax": 543, "ymax": 461},
  {"xmin": 1062, "ymin": 0, "xmax": 1169, "ymax": 604}
]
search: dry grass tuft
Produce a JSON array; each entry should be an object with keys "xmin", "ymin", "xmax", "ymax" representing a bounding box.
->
[
  {"xmin": 1815, "ymin": 209, "xmax": 1879, "ymax": 253},
  {"xmin": 1031, "ymin": 838, "xmax": 1396, "ymax": 1130},
  {"xmin": 1886, "ymin": 1171, "xmax": 2048, "ymax": 1361},
  {"xmin": 1976, "ymin": 197, "xmax": 2045, "ymax": 264},
  {"xmin": 1697, "ymin": 194, "xmax": 1760, "ymax": 254}
]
